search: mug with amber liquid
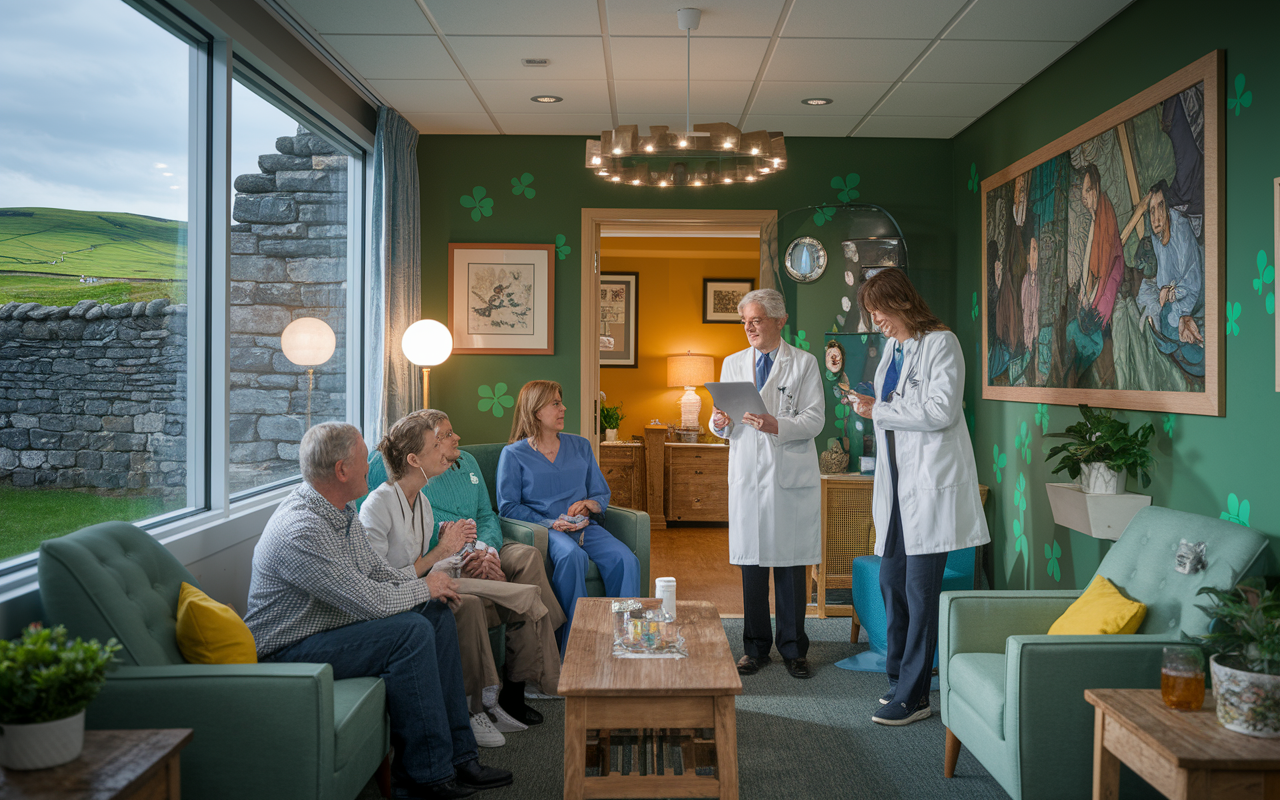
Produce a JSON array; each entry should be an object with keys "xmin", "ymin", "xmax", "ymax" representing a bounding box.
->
[{"xmin": 1161, "ymin": 646, "xmax": 1205, "ymax": 710}]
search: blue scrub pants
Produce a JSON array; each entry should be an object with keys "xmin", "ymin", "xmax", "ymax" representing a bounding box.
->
[{"xmin": 547, "ymin": 522, "xmax": 641, "ymax": 653}]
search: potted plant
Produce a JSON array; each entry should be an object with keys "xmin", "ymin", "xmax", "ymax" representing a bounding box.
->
[
  {"xmin": 600, "ymin": 401, "xmax": 625, "ymax": 442},
  {"xmin": 0, "ymin": 623, "xmax": 121, "ymax": 769},
  {"xmin": 1197, "ymin": 578, "xmax": 1280, "ymax": 737},
  {"xmin": 1044, "ymin": 404, "xmax": 1155, "ymax": 494}
]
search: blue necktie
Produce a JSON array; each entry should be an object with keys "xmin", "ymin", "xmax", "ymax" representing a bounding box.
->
[
  {"xmin": 755, "ymin": 351, "xmax": 773, "ymax": 391},
  {"xmin": 881, "ymin": 345, "xmax": 904, "ymax": 402}
]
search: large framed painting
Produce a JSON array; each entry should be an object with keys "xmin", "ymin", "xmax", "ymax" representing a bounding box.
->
[
  {"xmin": 600, "ymin": 272, "xmax": 638, "ymax": 368},
  {"xmin": 447, "ymin": 243, "xmax": 554, "ymax": 355},
  {"xmin": 981, "ymin": 51, "xmax": 1224, "ymax": 416},
  {"xmin": 703, "ymin": 278, "xmax": 755, "ymax": 323}
]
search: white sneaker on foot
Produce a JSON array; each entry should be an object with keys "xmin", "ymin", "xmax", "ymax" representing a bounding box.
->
[
  {"xmin": 488, "ymin": 705, "xmax": 529, "ymax": 733},
  {"xmin": 470, "ymin": 711, "xmax": 506, "ymax": 747}
]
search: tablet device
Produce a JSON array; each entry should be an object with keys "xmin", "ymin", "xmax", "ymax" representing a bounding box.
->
[{"xmin": 705, "ymin": 381, "xmax": 768, "ymax": 424}]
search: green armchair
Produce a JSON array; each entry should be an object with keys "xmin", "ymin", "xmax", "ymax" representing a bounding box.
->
[
  {"xmin": 940, "ymin": 506, "xmax": 1267, "ymax": 800},
  {"xmin": 38, "ymin": 522, "xmax": 389, "ymax": 800}
]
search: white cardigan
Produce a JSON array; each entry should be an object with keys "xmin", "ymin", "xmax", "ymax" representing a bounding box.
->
[{"xmin": 359, "ymin": 481, "xmax": 434, "ymax": 576}]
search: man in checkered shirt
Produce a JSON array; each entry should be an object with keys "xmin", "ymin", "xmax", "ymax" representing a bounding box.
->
[{"xmin": 245, "ymin": 422, "xmax": 512, "ymax": 800}]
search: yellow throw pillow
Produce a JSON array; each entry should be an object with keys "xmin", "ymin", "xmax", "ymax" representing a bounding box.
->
[
  {"xmin": 1048, "ymin": 575, "xmax": 1147, "ymax": 635},
  {"xmin": 175, "ymin": 581, "xmax": 258, "ymax": 664}
]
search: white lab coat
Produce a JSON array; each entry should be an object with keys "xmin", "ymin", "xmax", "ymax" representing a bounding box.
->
[
  {"xmin": 712, "ymin": 339, "xmax": 825, "ymax": 566},
  {"xmin": 870, "ymin": 330, "xmax": 990, "ymax": 556}
]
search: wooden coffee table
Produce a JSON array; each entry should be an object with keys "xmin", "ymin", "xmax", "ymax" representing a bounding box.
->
[
  {"xmin": 558, "ymin": 599, "xmax": 742, "ymax": 800},
  {"xmin": 1085, "ymin": 688, "xmax": 1280, "ymax": 799},
  {"xmin": 0, "ymin": 728, "xmax": 192, "ymax": 799}
]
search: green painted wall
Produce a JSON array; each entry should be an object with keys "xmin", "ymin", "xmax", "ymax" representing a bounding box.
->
[{"xmin": 952, "ymin": 0, "xmax": 1280, "ymax": 590}]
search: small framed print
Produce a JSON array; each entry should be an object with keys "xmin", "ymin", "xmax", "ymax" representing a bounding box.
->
[
  {"xmin": 447, "ymin": 243, "xmax": 554, "ymax": 354},
  {"xmin": 600, "ymin": 272, "xmax": 638, "ymax": 368},
  {"xmin": 703, "ymin": 278, "xmax": 755, "ymax": 323}
]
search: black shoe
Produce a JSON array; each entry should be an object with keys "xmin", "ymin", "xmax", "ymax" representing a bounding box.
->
[
  {"xmin": 498, "ymin": 680, "xmax": 544, "ymax": 726},
  {"xmin": 455, "ymin": 759, "xmax": 513, "ymax": 790},
  {"xmin": 783, "ymin": 658, "xmax": 812, "ymax": 679},
  {"xmin": 736, "ymin": 654, "xmax": 770, "ymax": 675},
  {"xmin": 518, "ymin": 706, "xmax": 543, "ymax": 725},
  {"xmin": 394, "ymin": 780, "xmax": 477, "ymax": 800}
]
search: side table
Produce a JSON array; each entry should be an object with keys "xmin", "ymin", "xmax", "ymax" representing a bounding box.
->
[{"xmin": 0, "ymin": 728, "xmax": 192, "ymax": 799}]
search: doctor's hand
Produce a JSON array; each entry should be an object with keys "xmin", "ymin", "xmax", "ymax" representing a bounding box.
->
[
  {"xmin": 711, "ymin": 406, "xmax": 730, "ymax": 430},
  {"xmin": 852, "ymin": 393, "xmax": 875, "ymax": 418},
  {"xmin": 741, "ymin": 413, "xmax": 778, "ymax": 435}
]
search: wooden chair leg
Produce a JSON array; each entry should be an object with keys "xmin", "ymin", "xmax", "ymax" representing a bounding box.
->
[
  {"xmin": 850, "ymin": 610, "xmax": 861, "ymax": 644},
  {"xmin": 376, "ymin": 753, "xmax": 392, "ymax": 798},
  {"xmin": 944, "ymin": 728, "xmax": 961, "ymax": 779}
]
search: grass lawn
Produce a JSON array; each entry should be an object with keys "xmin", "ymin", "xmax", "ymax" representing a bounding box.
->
[
  {"xmin": 0, "ymin": 207, "xmax": 187, "ymax": 281},
  {"xmin": 0, "ymin": 485, "xmax": 177, "ymax": 563},
  {"xmin": 0, "ymin": 274, "xmax": 186, "ymax": 306}
]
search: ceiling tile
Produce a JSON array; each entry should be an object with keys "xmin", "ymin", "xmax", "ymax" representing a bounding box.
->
[
  {"xmin": 853, "ymin": 115, "xmax": 974, "ymax": 138},
  {"xmin": 471, "ymin": 80, "xmax": 611, "ymax": 114},
  {"xmin": 492, "ymin": 113, "xmax": 616, "ymax": 135},
  {"xmin": 947, "ymin": 0, "xmax": 1133, "ymax": 41},
  {"xmin": 876, "ymin": 81, "xmax": 1021, "ymax": 118},
  {"xmin": 767, "ymin": 38, "xmax": 928, "ymax": 83},
  {"xmin": 740, "ymin": 114, "xmax": 865, "ymax": 137},
  {"xmin": 447, "ymin": 36, "xmax": 606, "ymax": 80},
  {"xmin": 614, "ymin": 81, "xmax": 754, "ymax": 117},
  {"xmin": 368, "ymin": 80, "xmax": 482, "ymax": 113},
  {"xmin": 609, "ymin": 37, "xmax": 770, "ymax": 82},
  {"xmin": 906, "ymin": 39, "xmax": 1072, "ymax": 84},
  {"xmin": 784, "ymin": 0, "xmax": 968, "ymax": 38},
  {"xmin": 425, "ymin": 0, "xmax": 603, "ymax": 36},
  {"xmin": 749, "ymin": 81, "xmax": 890, "ymax": 116},
  {"xmin": 402, "ymin": 112, "xmax": 498, "ymax": 134},
  {"xmin": 604, "ymin": 0, "xmax": 785, "ymax": 37},
  {"xmin": 323, "ymin": 34, "xmax": 460, "ymax": 81},
  {"xmin": 284, "ymin": 0, "xmax": 434, "ymax": 35}
]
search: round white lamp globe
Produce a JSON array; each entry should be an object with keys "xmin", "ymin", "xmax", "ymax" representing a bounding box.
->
[
  {"xmin": 401, "ymin": 319, "xmax": 453, "ymax": 366},
  {"xmin": 280, "ymin": 317, "xmax": 336, "ymax": 366}
]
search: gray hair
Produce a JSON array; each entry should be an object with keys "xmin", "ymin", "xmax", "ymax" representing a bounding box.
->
[
  {"xmin": 737, "ymin": 288, "xmax": 787, "ymax": 319},
  {"xmin": 299, "ymin": 421, "xmax": 362, "ymax": 485},
  {"xmin": 419, "ymin": 408, "xmax": 450, "ymax": 431}
]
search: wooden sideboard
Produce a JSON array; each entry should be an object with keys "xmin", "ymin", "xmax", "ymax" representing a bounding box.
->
[
  {"xmin": 599, "ymin": 441, "xmax": 645, "ymax": 511},
  {"xmin": 664, "ymin": 443, "xmax": 729, "ymax": 524}
]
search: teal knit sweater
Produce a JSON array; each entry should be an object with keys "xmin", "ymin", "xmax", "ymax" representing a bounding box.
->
[{"xmin": 422, "ymin": 450, "xmax": 504, "ymax": 551}]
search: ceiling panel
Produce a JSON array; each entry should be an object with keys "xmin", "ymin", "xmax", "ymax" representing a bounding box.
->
[
  {"xmin": 284, "ymin": 0, "xmax": 433, "ymax": 35},
  {"xmin": 609, "ymin": 37, "xmax": 769, "ymax": 82},
  {"xmin": 854, "ymin": 115, "xmax": 974, "ymax": 138},
  {"xmin": 492, "ymin": 113, "xmax": 617, "ymax": 135},
  {"xmin": 876, "ymin": 81, "xmax": 1021, "ymax": 118},
  {"xmin": 906, "ymin": 39, "xmax": 1072, "ymax": 84},
  {"xmin": 370, "ymin": 79, "xmax": 484, "ymax": 113},
  {"xmin": 604, "ymin": 0, "xmax": 785, "ymax": 37},
  {"xmin": 740, "ymin": 114, "xmax": 866, "ymax": 137},
  {"xmin": 749, "ymin": 81, "xmax": 890, "ymax": 116},
  {"xmin": 448, "ymin": 36, "xmax": 606, "ymax": 81},
  {"xmin": 424, "ymin": 0, "xmax": 603, "ymax": 36},
  {"xmin": 471, "ymin": 80, "xmax": 611, "ymax": 114},
  {"xmin": 614, "ymin": 80, "xmax": 754, "ymax": 117},
  {"xmin": 948, "ymin": 0, "xmax": 1133, "ymax": 41},
  {"xmin": 767, "ymin": 38, "xmax": 928, "ymax": 83},
  {"xmin": 784, "ymin": 0, "xmax": 968, "ymax": 39},
  {"xmin": 403, "ymin": 112, "xmax": 499, "ymax": 134},
  {"xmin": 323, "ymin": 34, "xmax": 461, "ymax": 81}
]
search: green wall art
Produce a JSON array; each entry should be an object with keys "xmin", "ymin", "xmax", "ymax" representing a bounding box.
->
[
  {"xmin": 511, "ymin": 173, "xmax": 536, "ymax": 199},
  {"xmin": 1253, "ymin": 249, "xmax": 1274, "ymax": 314},
  {"xmin": 1226, "ymin": 300, "xmax": 1241, "ymax": 336},
  {"xmin": 460, "ymin": 186, "xmax": 493, "ymax": 221},
  {"xmin": 1045, "ymin": 539, "xmax": 1063, "ymax": 582},
  {"xmin": 1221, "ymin": 493, "xmax": 1252, "ymax": 526},
  {"xmin": 477, "ymin": 383, "xmax": 515, "ymax": 417},
  {"xmin": 1034, "ymin": 403, "xmax": 1050, "ymax": 435},
  {"xmin": 1228, "ymin": 73, "xmax": 1252, "ymax": 116},
  {"xmin": 831, "ymin": 173, "xmax": 861, "ymax": 202},
  {"xmin": 967, "ymin": 163, "xmax": 979, "ymax": 193},
  {"xmin": 554, "ymin": 234, "xmax": 571, "ymax": 260},
  {"xmin": 992, "ymin": 443, "xmax": 1007, "ymax": 483},
  {"xmin": 1014, "ymin": 420, "xmax": 1032, "ymax": 463},
  {"xmin": 812, "ymin": 206, "xmax": 837, "ymax": 226}
]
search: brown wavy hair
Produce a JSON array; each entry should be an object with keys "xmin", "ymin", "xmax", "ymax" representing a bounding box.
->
[
  {"xmin": 508, "ymin": 380, "xmax": 563, "ymax": 443},
  {"xmin": 857, "ymin": 269, "xmax": 948, "ymax": 338},
  {"xmin": 378, "ymin": 409, "xmax": 446, "ymax": 480}
]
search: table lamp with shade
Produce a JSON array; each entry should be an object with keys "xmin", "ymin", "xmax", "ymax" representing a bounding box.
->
[
  {"xmin": 666, "ymin": 352, "xmax": 715, "ymax": 431},
  {"xmin": 401, "ymin": 319, "xmax": 453, "ymax": 408},
  {"xmin": 280, "ymin": 316, "xmax": 336, "ymax": 430}
]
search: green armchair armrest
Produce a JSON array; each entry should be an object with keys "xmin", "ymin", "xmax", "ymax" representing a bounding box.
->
[
  {"xmin": 501, "ymin": 516, "xmax": 548, "ymax": 557},
  {"xmin": 941, "ymin": 590, "xmax": 1081, "ymax": 655},
  {"xmin": 603, "ymin": 505, "xmax": 651, "ymax": 597}
]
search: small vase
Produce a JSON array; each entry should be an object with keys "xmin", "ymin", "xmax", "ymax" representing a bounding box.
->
[
  {"xmin": 604, "ymin": 429, "xmax": 618, "ymax": 442},
  {"xmin": 1210, "ymin": 654, "xmax": 1280, "ymax": 737},
  {"xmin": 1079, "ymin": 462, "xmax": 1124, "ymax": 494},
  {"xmin": 0, "ymin": 709, "xmax": 86, "ymax": 770}
]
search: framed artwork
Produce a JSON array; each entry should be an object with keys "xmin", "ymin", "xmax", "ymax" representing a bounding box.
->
[
  {"xmin": 447, "ymin": 243, "xmax": 554, "ymax": 355},
  {"xmin": 981, "ymin": 51, "xmax": 1224, "ymax": 416},
  {"xmin": 703, "ymin": 278, "xmax": 755, "ymax": 324},
  {"xmin": 600, "ymin": 272, "xmax": 638, "ymax": 368}
]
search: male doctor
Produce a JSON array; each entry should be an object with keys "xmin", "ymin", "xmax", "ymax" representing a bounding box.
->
[{"xmin": 711, "ymin": 288, "xmax": 825, "ymax": 679}]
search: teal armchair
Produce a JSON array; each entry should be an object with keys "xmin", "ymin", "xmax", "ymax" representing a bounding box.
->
[
  {"xmin": 38, "ymin": 522, "xmax": 390, "ymax": 800},
  {"xmin": 940, "ymin": 507, "xmax": 1267, "ymax": 800}
]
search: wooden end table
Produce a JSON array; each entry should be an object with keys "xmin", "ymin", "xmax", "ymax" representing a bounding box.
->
[
  {"xmin": 0, "ymin": 728, "xmax": 192, "ymax": 799},
  {"xmin": 1085, "ymin": 688, "xmax": 1280, "ymax": 799},
  {"xmin": 558, "ymin": 599, "xmax": 742, "ymax": 800}
]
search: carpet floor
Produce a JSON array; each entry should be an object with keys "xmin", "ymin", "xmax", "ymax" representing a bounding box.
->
[{"xmin": 359, "ymin": 617, "xmax": 1006, "ymax": 799}]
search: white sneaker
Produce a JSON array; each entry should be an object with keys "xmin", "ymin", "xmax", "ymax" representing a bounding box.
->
[
  {"xmin": 470, "ymin": 712, "xmax": 505, "ymax": 747},
  {"xmin": 487, "ymin": 705, "xmax": 529, "ymax": 733}
]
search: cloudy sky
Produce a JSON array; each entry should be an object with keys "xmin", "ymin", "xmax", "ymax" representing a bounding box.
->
[{"xmin": 2, "ymin": 0, "xmax": 301, "ymax": 222}]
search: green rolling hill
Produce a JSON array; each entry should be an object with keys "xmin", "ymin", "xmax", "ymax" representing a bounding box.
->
[{"xmin": 0, "ymin": 207, "xmax": 187, "ymax": 281}]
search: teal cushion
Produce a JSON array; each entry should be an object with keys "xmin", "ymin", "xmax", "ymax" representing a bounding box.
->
[
  {"xmin": 948, "ymin": 652, "xmax": 1006, "ymax": 740},
  {"xmin": 332, "ymin": 677, "xmax": 386, "ymax": 771},
  {"xmin": 462, "ymin": 443, "xmax": 506, "ymax": 513}
]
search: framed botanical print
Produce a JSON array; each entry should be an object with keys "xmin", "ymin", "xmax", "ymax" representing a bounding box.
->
[
  {"xmin": 703, "ymin": 278, "xmax": 755, "ymax": 323},
  {"xmin": 600, "ymin": 272, "xmax": 638, "ymax": 368},
  {"xmin": 447, "ymin": 243, "xmax": 554, "ymax": 355}
]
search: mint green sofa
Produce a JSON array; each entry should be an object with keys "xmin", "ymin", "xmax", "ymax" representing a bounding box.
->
[
  {"xmin": 38, "ymin": 522, "xmax": 389, "ymax": 800},
  {"xmin": 940, "ymin": 507, "xmax": 1267, "ymax": 800}
]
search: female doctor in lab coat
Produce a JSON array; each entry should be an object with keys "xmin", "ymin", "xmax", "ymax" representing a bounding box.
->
[{"xmin": 851, "ymin": 270, "xmax": 989, "ymax": 727}]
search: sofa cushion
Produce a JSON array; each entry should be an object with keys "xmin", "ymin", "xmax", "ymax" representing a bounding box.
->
[
  {"xmin": 1048, "ymin": 575, "xmax": 1147, "ymax": 635},
  {"xmin": 948, "ymin": 652, "xmax": 1006, "ymax": 739},
  {"xmin": 175, "ymin": 582, "xmax": 257, "ymax": 664},
  {"xmin": 333, "ymin": 677, "xmax": 387, "ymax": 771}
]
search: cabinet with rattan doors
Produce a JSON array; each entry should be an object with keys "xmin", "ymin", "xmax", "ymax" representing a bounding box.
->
[{"xmin": 663, "ymin": 443, "xmax": 729, "ymax": 523}]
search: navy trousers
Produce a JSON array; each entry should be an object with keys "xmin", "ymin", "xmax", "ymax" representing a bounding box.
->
[{"xmin": 741, "ymin": 563, "xmax": 809, "ymax": 660}]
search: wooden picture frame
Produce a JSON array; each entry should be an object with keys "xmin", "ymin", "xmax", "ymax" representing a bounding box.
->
[
  {"xmin": 600, "ymin": 272, "xmax": 638, "ymax": 368},
  {"xmin": 981, "ymin": 50, "xmax": 1224, "ymax": 416},
  {"xmin": 447, "ymin": 243, "xmax": 554, "ymax": 355},
  {"xmin": 703, "ymin": 278, "xmax": 755, "ymax": 324}
]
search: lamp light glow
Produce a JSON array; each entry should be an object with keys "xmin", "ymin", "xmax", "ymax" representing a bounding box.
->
[
  {"xmin": 401, "ymin": 319, "xmax": 453, "ymax": 409},
  {"xmin": 281, "ymin": 317, "xmax": 336, "ymax": 366}
]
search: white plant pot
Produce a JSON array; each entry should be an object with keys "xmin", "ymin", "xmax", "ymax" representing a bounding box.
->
[
  {"xmin": 604, "ymin": 429, "xmax": 618, "ymax": 442},
  {"xmin": 1079, "ymin": 462, "xmax": 1124, "ymax": 494},
  {"xmin": 0, "ymin": 709, "xmax": 86, "ymax": 770},
  {"xmin": 1210, "ymin": 654, "xmax": 1280, "ymax": 738}
]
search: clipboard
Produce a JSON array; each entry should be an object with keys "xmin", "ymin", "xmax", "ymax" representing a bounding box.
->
[{"xmin": 705, "ymin": 381, "xmax": 767, "ymax": 423}]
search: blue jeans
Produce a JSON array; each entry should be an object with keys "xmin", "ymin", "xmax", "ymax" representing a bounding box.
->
[
  {"xmin": 547, "ymin": 523, "xmax": 641, "ymax": 653},
  {"xmin": 265, "ymin": 601, "xmax": 477, "ymax": 786}
]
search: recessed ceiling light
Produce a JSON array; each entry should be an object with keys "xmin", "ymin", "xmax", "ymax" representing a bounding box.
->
[
  {"xmin": 530, "ymin": 95, "xmax": 563, "ymax": 104},
  {"xmin": 802, "ymin": 98, "xmax": 833, "ymax": 106}
]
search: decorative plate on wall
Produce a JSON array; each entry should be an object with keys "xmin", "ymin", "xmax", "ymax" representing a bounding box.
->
[{"xmin": 784, "ymin": 236, "xmax": 827, "ymax": 283}]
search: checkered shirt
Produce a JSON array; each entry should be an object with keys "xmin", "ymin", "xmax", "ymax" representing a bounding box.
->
[{"xmin": 244, "ymin": 483, "xmax": 433, "ymax": 657}]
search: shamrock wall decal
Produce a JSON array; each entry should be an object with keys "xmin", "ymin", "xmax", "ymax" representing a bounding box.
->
[
  {"xmin": 460, "ymin": 186, "xmax": 494, "ymax": 221},
  {"xmin": 1013, "ymin": 421, "xmax": 1032, "ymax": 463},
  {"xmin": 1253, "ymin": 250, "xmax": 1275, "ymax": 314},
  {"xmin": 1012, "ymin": 518, "xmax": 1027, "ymax": 559},
  {"xmin": 1226, "ymin": 301, "xmax": 1241, "ymax": 336},
  {"xmin": 812, "ymin": 206, "xmax": 837, "ymax": 226},
  {"xmin": 1220, "ymin": 493, "xmax": 1251, "ymax": 526},
  {"xmin": 966, "ymin": 163, "xmax": 979, "ymax": 194},
  {"xmin": 793, "ymin": 329, "xmax": 810, "ymax": 351},
  {"xmin": 992, "ymin": 444, "xmax": 1007, "ymax": 483},
  {"xmin": 1034, "ymin": 403, "xmax": 1050, "ymax": 435},
  {"xmin": 1012, "ymin": 472, "xmax": 1028, "ymax": 512},
  {"xmin": 554, "ymin": 233, "xmax": 572, "ymax": 260},
  {"xmin": 831, "ymin": 173, "xmax": 861, "ymax": 202},
  {"xmin": 1163, "ymin": 415, "xmax": 1176, "ymax": 437},
  {"xmin": 1044, "ymin": 539, "xmax": 1062, "ymax": 582},
  {"xmin": 511, "ymin": 173, "xmax": 536, "ymax": 199},
  {"xmin": 971, "ymin": 291, "xmax": 979, "ymax": 321},
  {"xmin": 477, "ymin": 383, "xmax": 515, "ymax": 417},
  {"xmin": 1227, "ymin": 73, "xmax": 1252, "ymax": 116}
]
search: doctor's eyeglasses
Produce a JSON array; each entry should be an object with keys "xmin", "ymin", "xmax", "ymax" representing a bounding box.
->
[{"xmin": 741, "ymin": 317, "xmax": 769, "ymax": 329}]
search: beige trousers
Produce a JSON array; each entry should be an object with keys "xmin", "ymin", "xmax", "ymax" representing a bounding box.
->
[{"xmin": 450, "ymin": 542, "xmax": 566, "ymax": 712}]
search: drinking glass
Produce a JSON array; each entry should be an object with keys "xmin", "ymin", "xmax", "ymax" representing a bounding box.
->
[{"xmin": 1161, "ymin": 646, "xmax": 1206, "ymax": 710}]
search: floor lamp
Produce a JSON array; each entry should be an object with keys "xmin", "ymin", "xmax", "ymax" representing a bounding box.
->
[
  {"xmin": 280, "ymin": 317, "xmax": 336, "ymax": 430},
  {"xmin": 401, "ymin": 319, "xmax": 453, "ymax": 408}
]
